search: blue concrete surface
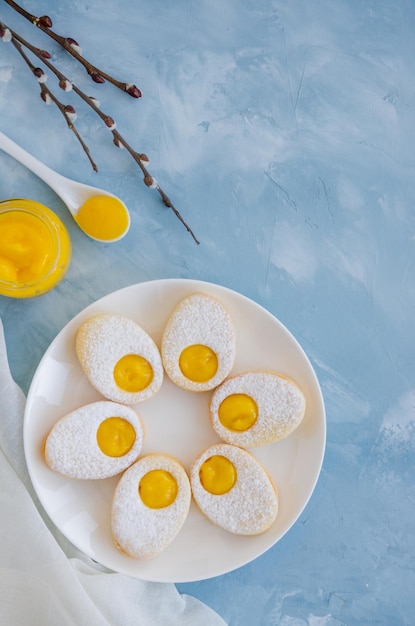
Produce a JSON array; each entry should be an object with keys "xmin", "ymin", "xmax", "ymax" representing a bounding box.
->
[{"xmin": 1, "ymin": 1, "xmax": 414, "ymax": 623}]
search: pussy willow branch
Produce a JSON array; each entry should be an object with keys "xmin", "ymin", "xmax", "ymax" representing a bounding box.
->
[
  {"xmin": 9, "ymin": 34, "xmax": 97, "ymax": 171},
  {"xmin": 0, "ymin": 22, "xmax": 200, "ymax": 243},
  {"xmin": 3, "ymin": 0, "xmax": 142, "ymax": 97}
]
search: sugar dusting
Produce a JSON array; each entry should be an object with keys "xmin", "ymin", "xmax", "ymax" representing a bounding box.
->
[
  {"xmin": 210, "ymin": 371, "xmax": 306, "ymax": 448},
  {"xmin": 111, "ymin": 454, "xmax": 191, "ymax": 559},
  {"xmin": 45, "ymin": 401, "xmax": 144, "ymax": 479},
  {"xmin": 190, "ymin": 443, "xmax": 278, "ymax": 535},
  {"xmin": 161, "ymin": 293, "xmax": 236, "ymax": 391},
  {"xmin": 76, "ymin": 314, "xmax": 164, "ymax": 404}
]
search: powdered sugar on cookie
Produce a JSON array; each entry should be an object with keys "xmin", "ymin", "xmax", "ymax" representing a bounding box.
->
[
  {"xmin": 76, "ymin": 314, "xmax": 163, "ymax": 404},
  {"xmin": 190, "ymin": 443, "xmax": 278, "ymax": 535},
  {"xmin": 111, "ymin": 454, "xmax": 191, "ymax": 559},
  {"xmin": 209, "ymin": 371, "xmax": 306, "ymax": 448},
  {"xmin": 44, "ymin": 401, "xmax": 144, "ymax": 479},
  {"xmin": 161, "ymin": 293, "xmax": 236, "ymax": 392}
]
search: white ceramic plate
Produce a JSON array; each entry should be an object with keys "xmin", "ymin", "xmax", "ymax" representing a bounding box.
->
[{"xmin": 24, "ymin": 278, "xmax": 326, "ymax": 583}]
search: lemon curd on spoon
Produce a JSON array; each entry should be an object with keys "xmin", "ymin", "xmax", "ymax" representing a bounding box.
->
[
  {"xmin": 0, "ymin": 199, "xmax": 71, "ymax": 298},
  {"xmin": 74, "ymin": 195, "xmax": 130, "ymax": 242}
]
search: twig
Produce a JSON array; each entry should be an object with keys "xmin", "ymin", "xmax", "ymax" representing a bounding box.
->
[
  {"xmin": 0, "ymin": 21, "xmax": 200, "ymax": 243},
  {"xmin": 9, "ymin": 34, "xmax": 97, "ymax": 171},
  {"xmin": 3, "ymin": 0, "xmax": 142, "ymax": 97}
]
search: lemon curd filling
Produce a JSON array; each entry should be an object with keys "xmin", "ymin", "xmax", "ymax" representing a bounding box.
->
[
  {"xmin": 179, "ymin": 344, "xmax": 218, "ymax": 382},
  {"xmin": 0, "ymin": 211, "xmax": 51, "ymax": 282},
  {"xmin": 139, "ymin": 469, "xmax": 178, "ymax": 509},
  {"xmin": 75, "ymin": 195, "xmax": 130, "ymax": 242},
  {"xmin": 199, "ymin": 455, "xmax": 237, "ymax": 495},
  {"xmin": 218, "ymin": 393, "xmax": 258, "ymax": 432},
  {"xmin": 0, "ymin": 199, "xmax": 71, "ymax": 298},
  {"xmin": 113, "ymin": 354, "xmax": 154, "ymax": 392},
  {"xmin": 96, "ymin": 417, "xmax": 136, "ymax": 457}
]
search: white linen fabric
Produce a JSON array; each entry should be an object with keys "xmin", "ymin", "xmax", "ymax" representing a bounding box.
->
[{"xmin": 0, "ymin": 319, "xmax": 226, "ymax": 626}]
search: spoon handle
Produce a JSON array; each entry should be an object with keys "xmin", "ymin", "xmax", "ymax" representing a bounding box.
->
[{"xmin": 0, "ymin": 130, "xmax": 66, "ymax": 197}]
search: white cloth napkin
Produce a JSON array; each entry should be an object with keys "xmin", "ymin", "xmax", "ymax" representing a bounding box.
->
[{"xmin": 0, "ymin": 319, "xmax": 226, "ymax": 626}]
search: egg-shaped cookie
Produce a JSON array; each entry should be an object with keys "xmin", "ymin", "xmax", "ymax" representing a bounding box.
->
[
  {"xmin": 111, "ymin": 454, "xmax": 191, "ymax": 559},
  {"xmin": 76, "ymin": 313, "xmax": 163, "ymax": 404},
  {"xmin": 190, "ymin": 443, "xmax": 278, "ymax": 535},
  {"xmin": 44, "ymin": 401, "xmax": 144, "ymax": 479},
  {"xmin": 161, "ymin": 293, "xmax": 236, "ymax": 392},
  {"xmin": 209, "ymin": 371, "xmax": 306, "ymax": 447}
]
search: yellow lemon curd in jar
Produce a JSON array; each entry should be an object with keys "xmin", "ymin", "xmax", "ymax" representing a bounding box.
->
[
  {"xmin": 0, "ymin": 199, "xmax": 71, "ymax": 298},
  {"xmin": 75, "ymin": 195, "xmax": 130, "ymax": 242},
  {"xmin": 96, "ymin": 417, "xmax": 136, "ymax": 457},
  {"xmin": 139, "ymin": 470, "xmax": 178, "ymax": 509}
]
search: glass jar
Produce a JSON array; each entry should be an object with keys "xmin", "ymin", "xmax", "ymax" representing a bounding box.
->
[{"xmin": 0, "ymin": 198, "xmax": 72, "ymax": 298}]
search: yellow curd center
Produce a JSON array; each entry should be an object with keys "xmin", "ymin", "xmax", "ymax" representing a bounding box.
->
[
  {"xmin": 199, "ymin": 455, "xmax": 236, "ymax": 495},
  {"xmin": 179, "ymin": 344, "xmax": 218, "ymax": 382},
  {"xmin": 0, "ymin": 200, "xmax": 71, "ymax": 298},
  {"xmin": 218, "ymin": 393, "xmax": 258, "ymax": 432},
  {"xmin": 96, "ymin": 417, "xmax": 136, "ymax": 457},
  {"xmin": 0, "ymin": 210, "xmax": 55, "ymax": 283},
  {"xmin": 113, "ymin": 354, "xmax": 154, "ymax": 392},
  {"xmin": 75, "ymin": 195, "xmax": 129, "ymax": 241},
  {"xmin": 139, "ymin": 469, "xmax": 178, "ymax": 509}
]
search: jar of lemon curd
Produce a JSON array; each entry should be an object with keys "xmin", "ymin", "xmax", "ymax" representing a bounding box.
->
[{"xmin": 0, "ymin": 199, "xmax": 71, "ymax": 298}]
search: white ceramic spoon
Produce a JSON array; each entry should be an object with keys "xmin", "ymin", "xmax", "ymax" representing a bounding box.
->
[{"xmin": 0, "ymin": 130, "xmax": 130, "ymax": 242}]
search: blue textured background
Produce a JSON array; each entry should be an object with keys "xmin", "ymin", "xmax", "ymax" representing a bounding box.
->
[{"xmin": 1, "ymin": 1, "xmax": 414, "ymax": 624}]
